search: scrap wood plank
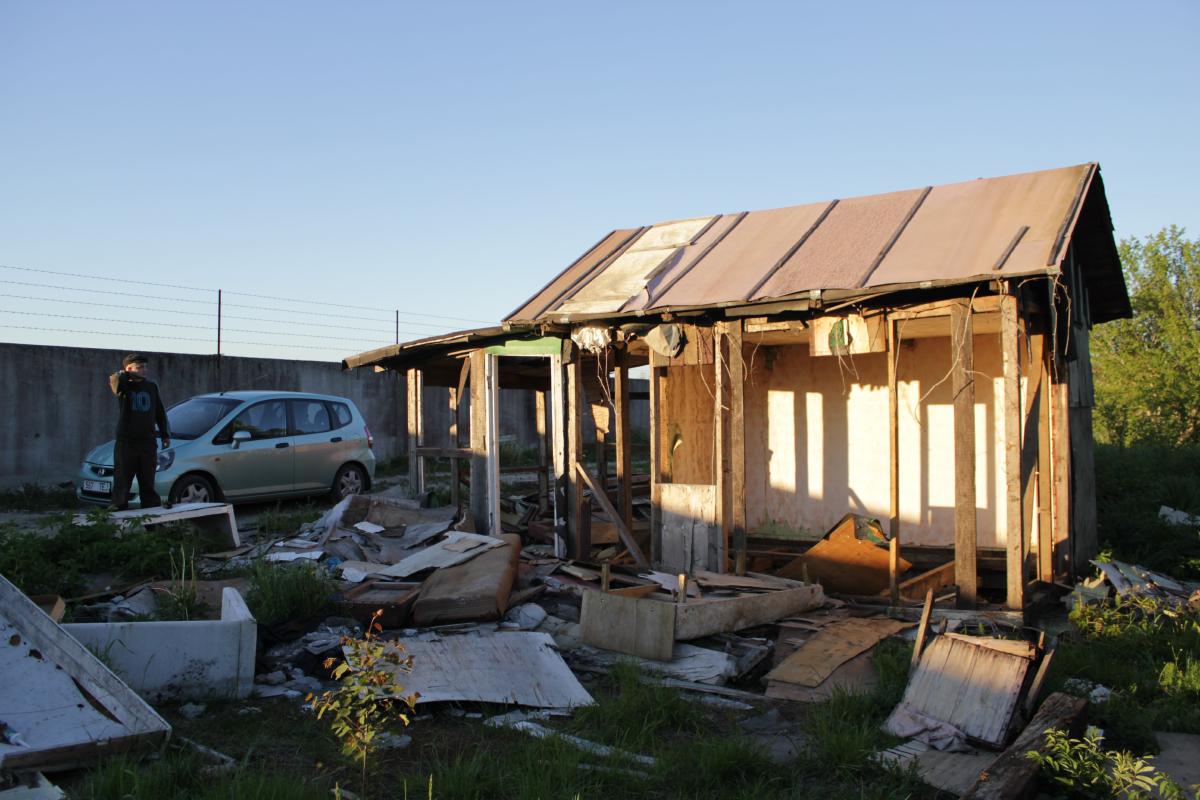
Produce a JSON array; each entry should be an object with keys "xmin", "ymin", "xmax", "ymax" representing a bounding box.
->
[
  {"xmin": 389, "ymin": 630, "xmax": 594, "ymax": 709},
  {"xmin": 575, "ymin": 461, "xmax": 648, "ymax": 566},
  {"xmin": 876, "ymin": 740, "xmax": 998, "ymax": 797},
  {"xmin": 581, "ymin": 590, "xmax": 675, "ymax": 661},
  {"xmin": 765, "ymin": 617, "xmax": 913, "ymax": 688},
  {"xmin": 377, "ymin": 532, "xmax": 507, "ymax": 578},
  {"xmin": 888, "ymin": 633, "xmax": 1035, "ymax": 748},
  {"xmin": 674, "ymin": 584, "xmax": 825, "ymax": 640},
  {"xmin": 897, "ymin": 561, "xmax": 956, "ymax": 600},
  {"xmin": 960, "ymin": 692, "xmax": 1087, "ymax": 800},
  {"xmin": 411, "ymin": 534, "xmax": 522, "ymax": 626},
  {"xmin": 766, "ymin": 649, "xmax": 878, "ymax": 702},
  {"xmin": 778, "ymin": 532, "xmax": 912, "ymax": 595}
]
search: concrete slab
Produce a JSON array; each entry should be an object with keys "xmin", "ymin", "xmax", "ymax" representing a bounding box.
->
[
  {"xmin": 1151, "ymin": 732, "xmax": 1200, "ymax": 796},
  {"xmin": 63, "ymin": 587, "xmax": 256, "ymax": 702}
]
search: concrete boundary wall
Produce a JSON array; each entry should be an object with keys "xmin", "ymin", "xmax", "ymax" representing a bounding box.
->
[{"xmin": 0, "ymin": 342, "xmax": 650, "ymax": 490}]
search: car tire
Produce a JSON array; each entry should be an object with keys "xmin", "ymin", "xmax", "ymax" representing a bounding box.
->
[
  {"xmin": 332, "ymin": 463, "xmax": 367, "ymax": 501},
  {"xmin": 169, "ymin": 474, "xmax": 217, "ymax": 505}
]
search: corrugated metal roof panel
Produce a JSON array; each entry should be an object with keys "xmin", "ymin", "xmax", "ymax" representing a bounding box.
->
[
  {"xmin": 867, "ymin": 164, "xmax": 1092, "ymax": 289},
  {"xmin": 652, "ymin": 203, "xmax": 830, "ymax": 308}
]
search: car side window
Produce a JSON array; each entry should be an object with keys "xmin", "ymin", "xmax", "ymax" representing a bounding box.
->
[
  {"xmin": 217, "ymin": 400, "xmax": 289, "ymax": 442},
  {"xmin": 290, "ymin": 399, "xmax": 331, "ymax": 435},
  {"xmin": 330, "ymin": 402, "xmax": 353, "ymax": 430}
]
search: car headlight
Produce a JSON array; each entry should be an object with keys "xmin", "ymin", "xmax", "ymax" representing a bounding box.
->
[{"xmin": 156, "ymin": 450, "xmax": 176, "ymax": 472}]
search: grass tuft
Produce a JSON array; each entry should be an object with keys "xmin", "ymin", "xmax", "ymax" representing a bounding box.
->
[
  {"xmin": 74, "ymin": 752, "xmax": 330, "ymax": 800},
  {"xmin": 570, "ymin": 660, "xmax": 704, "ymax": 751},
  {"xmin": 245, "ymin": 559, "xmax": 335, "ymax": 626}
]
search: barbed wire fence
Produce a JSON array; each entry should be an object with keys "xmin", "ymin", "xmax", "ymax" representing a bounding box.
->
[{"xmin": 0, "ymin": 264, "xmax": 491, "ymax": 361}]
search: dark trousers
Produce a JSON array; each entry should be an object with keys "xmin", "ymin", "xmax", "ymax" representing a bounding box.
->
[{"xmin": 113, "ymin": 439, "xmax": 161, "ymax": 509}]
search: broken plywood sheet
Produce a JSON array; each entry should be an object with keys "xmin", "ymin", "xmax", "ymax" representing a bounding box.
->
[
  {"xmin": 377, "ymin": 532, "xmax": 506, "ymax": 578},
  {"xmin": 0, "ymin": 575, "xmax": 170, "ymax": 771},
  {"xmin": 766, "ymin": 617, "xmax": 913, "ymax": 688},
  {"xmin": 660, "ymin": 483, "xmax": 718, "ymax": 574},
  {"xmin": 767, "ymin": 649, "xmax": 879, "ymax": 702},
  {"xmin": 411, "ymin": 534, "xmax": 521, "ymax": 626},
  {"xmin": 393, "ymin": 630, "xmax": 593, "ymax": 709},
  {"xmin": 876, "ymin": 739, "xmax": 997, "ymax": 797},
  {"xmin": 886, "ymin": 633, "xmax": 1036, "ymax": 748},
  {"xmin": 581, "ymin": 590, "xmax": 676, "ymax": 661},
  {"xmin": 779, "ymin": 532, "xmax": 911, "ymax": 595}
]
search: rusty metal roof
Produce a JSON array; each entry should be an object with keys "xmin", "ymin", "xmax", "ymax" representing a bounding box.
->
[{"xmin": 505, "ymin": 163, "xmax": 1130, "ymax": 324}]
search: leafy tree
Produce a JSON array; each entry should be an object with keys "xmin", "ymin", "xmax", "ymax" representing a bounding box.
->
[{"xmin": 1092, "ymin": 226, "xmax": 1200, "ymax": 446}]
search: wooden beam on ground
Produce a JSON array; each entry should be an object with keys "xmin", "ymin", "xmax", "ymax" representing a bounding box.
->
[
  {"xmin": 614, "ymin": 348, "xmax": 633, "ymax": 533},
  {"xmin": 649, "ymin": 365, "xmax": 664, "ymax": 565},
  {"xmin": 468, "ymin": 350, "xmax": 488, "ymax": 533},
  {"xmin": 1001, "ymin": 293, "xmax": 1024, "ymax": 611},
  {"xmin": 566, "ymin": 352, "xmax": 587, "ymax": 558},
  {"xmin": 960, "ymin": 692, "xmax": 1087, "ymax": 800},
  {"xmin": 575, "ymin": 461, "xmax": 648, "ymax": 567},
  {"xmin": 536, "ymin": 389, "xmax": 549, "ymax": 514},
  {"xmin": 951, "ymin": 301, "xmax": 978, "ymax": 608},
  {"xmin": 887, "ymin": 316, "xmax": 901, "ymax": 605},
  {"xmin": 728, "ymin": 320, "xmax": 747, "ymax": 575},
  {"xmin": 715, "ymin": 322, "xmax": 731, "ymax": 573}
]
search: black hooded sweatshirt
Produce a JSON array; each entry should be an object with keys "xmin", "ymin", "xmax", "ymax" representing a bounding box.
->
[{"xmin": 109, "ymin": 372, "xmax": 170, "ymax": 444}]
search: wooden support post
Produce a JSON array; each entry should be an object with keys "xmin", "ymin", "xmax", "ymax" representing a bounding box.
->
[
  {"xmin": 1051, "ymin": 379, "xmax": 1072, "ymax": 579},
  {"xmin": 1021, "ymin": 334, "xmax": 1044, "ymax": 585},
  {"xmin": 887, "ymin": 317, "xmax": 901, "ymax": 606},
  {"xmin": 406, "ymin": 368, "xmax": 424, "ymax": 494},
  {"xmin": 649, "ymin": 365, "xmax": 664, "ymax": 566},
  {"xmin": 549, "ymin": 351, "xmax": 568, "ymax": 559},
  {"xmin": 1037, "ymin": 351, "xmax": 1053, "ymax": 584},
  {"xmin": 614, "ymin": 349, "xmax": 633, "ymax": 533},
  {"xmin": 485, "ymin": 353, "xmax": 501, "ymax": 537},
  {"xmin": 448, "ymin": 384, "xmax": 460, "ymax": 508},
  {"xmin": 535, "ymin": 390, "xmax": 549, "ymax": 514},
  {"xmin": 728, "ymin": 321, "xmax": 746, "ymax": 575},
  {"xmin": 951, "ymin": 301, "xmax": 978, "ymax": 608},
  {"xmin": 468, "ymin": 351, "xmax": 489, "ymax": 533},
  {"xmin": 715, "ymin": 323, "xmax": 730, "ymax": 573},
  {"xmin": 1001, "ymin": 293, "xmax": 1024, "ymax": 611},
  {"xmin": 566, "ymin": 351, "xmax": 587, "ymax": 558},
  {"xmin": 911, "ymin": 588, "xmax": 934, "ymax": 672}
]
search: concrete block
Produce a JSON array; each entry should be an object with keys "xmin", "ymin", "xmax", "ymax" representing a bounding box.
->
[{"xmin": 64, "ymin": 587, "xmax": 256, "ymax": 702}]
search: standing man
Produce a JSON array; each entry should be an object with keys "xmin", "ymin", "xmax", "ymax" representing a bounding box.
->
[{"xmin": 109, "ymin": 353, "xmax": 171, "ymax": 510}]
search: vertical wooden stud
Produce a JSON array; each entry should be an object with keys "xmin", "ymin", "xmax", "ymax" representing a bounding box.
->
[
  {"xmin": 715, "ymin": 323, "xmax": 730, "ymax": 573},
  {"xmin": 649, "ymin": 365, "xmax": 663, "ymax": 566},
  {"xmin": 1037, "ymin": 351, "xmax": 1053, "ymax": 584},
  {"xmin": 887, "ymin": 316, "xmax": 901, "ymax": 606},
  {"xmin": 485, "ymin": 354, "xmax": 501, "ymax": 537},
  {"xmin": 614, "ymin": 348, "xmax": 632, "ymax": 533},
  {"xmin": 566, "ymin": 350, "xmax": 587, "ymax": 558},
  {"xmin": 406, "ymin": 368, "xmax": 421, "ymax": 493},
  {"xmin": 1052, "ymin": 378, "xmax": 1072, "ymax": 578},
  {"xmin": 1001, "ymin": 293, "xmax": 1025, "ymax": 611},
  {"xmin": 469, "ymin": 350, "xmax": 488, "ymax": 533},
  {"xmin": 549, "ymin": 351, "xmax": 568, "ymax": 559},
  {"xmin": 729, "ymin": 320, "xmax": 747, "ymax": 575},
  {"xmin": 951, "ymin": 301, "xmax": 978, "ymax": 608},
  {"xmin": 448, "ymin": 384, "xmax": 461, "ymax": 508},
  {"xmin": 536, "ymin": 389, "xmax": 549, "ymax": 514}
]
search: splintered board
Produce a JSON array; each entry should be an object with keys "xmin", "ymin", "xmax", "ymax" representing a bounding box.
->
[
  {"xmin": 766, "ymin": 617, "xmax": 913, "ymax": 688},
  {"xmin": 887, "ymin": 633, "xmax": 1036, "ymax": 747}
]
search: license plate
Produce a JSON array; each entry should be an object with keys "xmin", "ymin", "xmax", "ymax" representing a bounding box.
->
[{"xmin": 83, "ymin": 479, "xmax": 111, "ymax": 494}]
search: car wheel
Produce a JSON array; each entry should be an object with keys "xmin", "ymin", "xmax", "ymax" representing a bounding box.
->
[
  {"xmin": 169, "ymin": 474, "xmax": 217, "ymax": 505},
  {"xmin": 332, "ymin": 464, "xmax": 366, "ymax": 501}
]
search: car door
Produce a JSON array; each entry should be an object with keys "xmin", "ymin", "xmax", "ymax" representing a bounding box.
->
[
  {"xmin": 211, "ymin": 399, "xmax": 295, "ymax": 498},
  {"xmin": 289, "ymin": 398, "xmax": 342, "ymax": 492}
]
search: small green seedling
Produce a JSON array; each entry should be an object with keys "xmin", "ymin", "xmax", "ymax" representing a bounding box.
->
[{"xmin": 308, "ymin": 610, "xmax": 418, "ymax": 796}]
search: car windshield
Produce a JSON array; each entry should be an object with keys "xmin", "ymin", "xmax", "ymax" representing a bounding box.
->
[{"xmin": 167, "ymin": 397, "xmax": 242, "ymax": 440}]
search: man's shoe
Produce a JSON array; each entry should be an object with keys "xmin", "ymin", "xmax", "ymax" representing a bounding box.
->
[
  {"xmin": 106, "ymin": 504, "xmax": 128, "ymax": 512},
  {"xmin": 161, "ymin": 502, "xmax": 173, "ymax": 510}
]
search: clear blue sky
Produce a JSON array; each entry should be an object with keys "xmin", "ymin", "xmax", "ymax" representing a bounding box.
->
[{"xmin": 2, "ymin": 1, "xmax": 1197, "ymax": 360}]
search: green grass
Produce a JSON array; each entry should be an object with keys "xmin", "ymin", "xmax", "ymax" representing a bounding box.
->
[
  {"xmin": 245, "ymin": 559, "xmax": 336, "ymax": 626},
  {"xmin": 253, "ymin": 502, "xmax": 323, "ymax": 536},
  {"xmin": 1094, "ymin": 443, "xmax": 1200, "ymax": 580},
  {"xmin": 72, "ymin": 752, "xmax": 331, "ymax": 800},
  {"xmin": 0, "ymin": 482, "xmax": 78, "ymax": 511},
  {"xmin": 0, "ymin": 512, "xmax": 226, "ymax": 596},
  {"xmin": 570, "ymin": 660, "xmax": 705, "ymax": 751}
]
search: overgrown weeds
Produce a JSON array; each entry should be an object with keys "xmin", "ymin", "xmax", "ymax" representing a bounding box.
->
[
  {"xmin": 0, "ymin": 512, "xmax": 224, "ymax": 596},
  {"xmin": 254, "ymin": 502, "xmax": 323, "ymax": 536},
  {"xmin": 570, "ymin": 660, "xmax": 704, "ymax": 751},
  {"xmin": 0, "ymin": 482, "xmax": 77, "ymax": 511},
  {"xmin": 73, "ymin": 752, "xmax": 330, "ymax": 800},
  {"xmin": 1050, "ymin": 596, "xmax": 1200, "ymax": 751},
  {"xmin": 1027, "ymin": 726, "xmax": 1188, "ymax": 799},
  {"xmin": 245, "ymin": 560, "xmax": 335, "ymax": 626}
]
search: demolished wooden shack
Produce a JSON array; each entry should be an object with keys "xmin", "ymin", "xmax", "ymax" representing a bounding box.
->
[{"xmin": 344, "ymin": 162, "xmax": 1131, "ymax": 621}]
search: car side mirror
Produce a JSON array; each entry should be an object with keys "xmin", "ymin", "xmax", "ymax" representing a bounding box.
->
[{"xmin": 231, "ymin": 430, "xmax": 251, "ymax": 449}]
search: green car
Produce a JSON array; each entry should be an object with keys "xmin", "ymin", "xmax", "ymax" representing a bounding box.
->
[{"xmin": 76, "ymin": 390, "xmax": 376, "ymax": 507}]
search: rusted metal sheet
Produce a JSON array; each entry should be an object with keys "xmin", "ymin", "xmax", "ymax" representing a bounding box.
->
[{"xmin": 500, "ymin": 163, "xmax": 1125, "ymax": 326}]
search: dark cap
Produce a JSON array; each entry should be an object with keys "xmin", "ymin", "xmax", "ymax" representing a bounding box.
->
[{"xmin": 122, "ymin": 352, "xmax": 149, "ymax": 367}]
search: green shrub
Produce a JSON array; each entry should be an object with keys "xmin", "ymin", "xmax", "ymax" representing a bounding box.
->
[
  {"xmin": 245, "ymin": 560, "xmax": 335, "ymax": 626},
  {"xmin": 1027, "ymin": 727, "xmax": 1186, "ymax": 799}
]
